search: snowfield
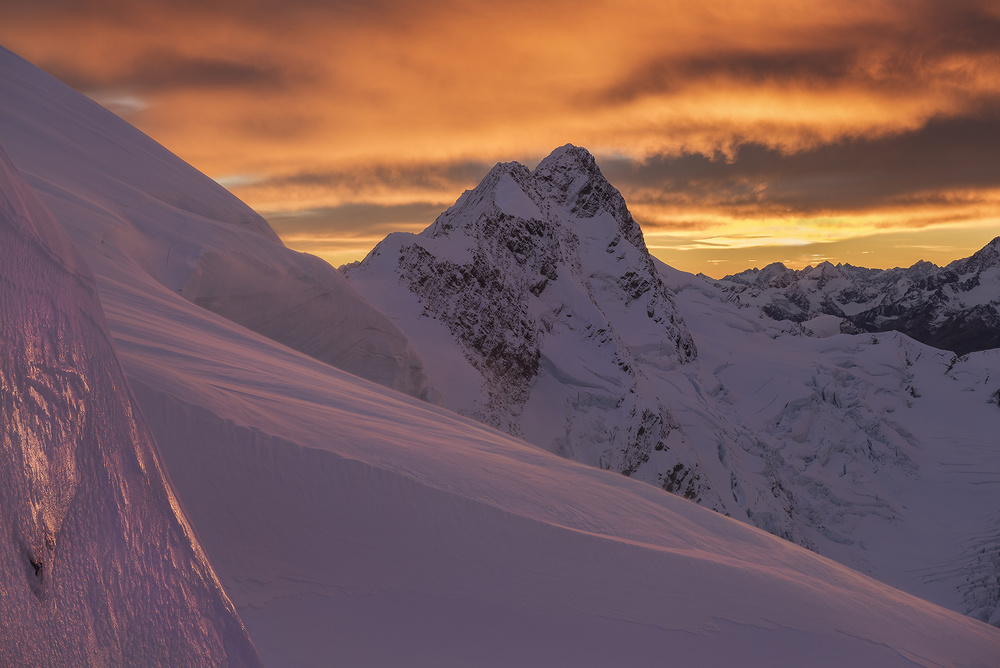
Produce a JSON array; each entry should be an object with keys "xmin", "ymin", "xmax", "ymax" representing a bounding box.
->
[{"xmin": 2, "ymin": 44, "xmax": 1000, "ymax": 666}]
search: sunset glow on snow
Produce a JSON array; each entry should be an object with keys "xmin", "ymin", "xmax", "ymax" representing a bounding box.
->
[{"xmin": 4, "ymin": 0, "xmax": 1000, "ymax": 274}]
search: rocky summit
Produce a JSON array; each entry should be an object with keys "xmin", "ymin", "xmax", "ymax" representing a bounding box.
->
[{"xmin": 346, "ymin": 145, "xmax": 708, "ymax": 496}]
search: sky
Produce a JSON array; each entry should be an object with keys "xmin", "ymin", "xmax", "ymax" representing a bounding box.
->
[{"xmin": 3, "ymin": 0, "xmax": 1000, "ymax": 277}]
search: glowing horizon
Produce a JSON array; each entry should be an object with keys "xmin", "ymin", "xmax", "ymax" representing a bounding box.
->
[{"xmin": 4, "ymin": 0, "xmax": 1000, "ymax": 277}]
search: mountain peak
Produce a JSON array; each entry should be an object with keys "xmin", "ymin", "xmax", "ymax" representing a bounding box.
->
[
  {"xmin": 944, "ymin": 235, "xmax": 1000, "ymax": 277},
  {"xmin": 353, "ymin": 143, "xmax": 696, "ymax": 367},
  {"xmin": 347, "ymin": 144, "xmax": 700, "ymax": 485},
  {"xmin": 967, "ymin": 235, "xmax": 1000, "ymax": 263},
  {"xmin": 755, "ymin": 262, "xmax": 796, "ymax": 288},
  {"xmin": 425, "ymin": 144, "xmax": 649, "ymax": 261},
  {"xmin": 533, "ymin": 144, "xmax": 624, "ymax": 219},
  {"xmin": 535, "ymin": 143, "xmax": 599, "ymax": 174}
]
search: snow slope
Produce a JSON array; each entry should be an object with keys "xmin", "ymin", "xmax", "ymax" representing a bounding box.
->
[
  {"xmin": 0, "ymin": 45, "xmax": 428, "ymax": 398},
  {"xmin": 4, "ymin": 44, "xmax": 1000, "ymax": 665},
  {"xmin": 0, "ymin": 144, "xmax": 260, "ymax": 666},
  {"xmin": 104, "ymin": 228, "xmax": 1000, "ymax": 666}
]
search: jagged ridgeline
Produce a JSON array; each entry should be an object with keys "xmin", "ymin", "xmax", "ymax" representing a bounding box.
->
[
  {"xmin": 346, "ymin": 145, "xmax": 713, "ymax": 502},
  {"xmin": 717, "ymin": 238, "xmax": 1000, "ymax": 356}
]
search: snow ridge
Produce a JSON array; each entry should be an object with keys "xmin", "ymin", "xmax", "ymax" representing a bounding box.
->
[
  {"xmin": 0, "ymin": 45, "xmax": 428, "ymax": 399},
  {"xmin": 0, "ymin": 144, "xmax": 260, "ymax": 666}
]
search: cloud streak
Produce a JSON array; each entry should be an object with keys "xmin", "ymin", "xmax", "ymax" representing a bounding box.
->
[
  {"xmin": 604, "ymin": 111, "xmax": 1000, "ymax": 215},
  {"xmin": 46, "ymin": 50, "xmax": 292, "ymax": 93}
]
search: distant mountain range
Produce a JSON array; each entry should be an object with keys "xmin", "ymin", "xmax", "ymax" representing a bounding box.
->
[{"xmin": 715, "ymin": 238, "xmax": 1000, "ymax": 355}]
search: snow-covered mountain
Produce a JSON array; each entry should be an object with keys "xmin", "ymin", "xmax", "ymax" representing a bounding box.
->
[
  {"xmin": 347, "ymin": 144, "xmax": 1000, "ymax": 629},
  {"xmin": 4, "ymin": 43, "xmax": 1000, "ymax": 665},
  {"xmin": 717, "ymin": 240, "xmax": 1000, "ymax": 355},
  {"xmin": 345, "ymin": 147, "xmax": 711, "ymax": 500},
  {"xmin": 0, "ymin": 144, "xmax": 260, "ymax": 666}
]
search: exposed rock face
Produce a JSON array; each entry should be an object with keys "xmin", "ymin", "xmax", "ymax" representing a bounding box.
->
[
  {"xmin": 716, "ymin": 242, "xmax": 1000, "ymax": 355},
  {"xmin": 346, "ymin": 145, "xmax": 711, "ymax": 501},
  {"xmin": 0, "ymin": 145, "xmax": 261, "ymax": 666}
]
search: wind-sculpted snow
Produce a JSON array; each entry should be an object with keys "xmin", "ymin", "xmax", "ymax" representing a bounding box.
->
[
  {"xmin": 101, "ymin": 240, "xmax": 1000, "ymax": 666},
  {"xmin": 346, "ymin": 145, "xmax": 709, "ymax": 501},
  {"xmin": 180, "ymin": 247, "xmax": 430, "ymax": 398},
  {"xmin": 717, "ymin": 240, "xmax": 1000, "ymax": 355},
  {"xmin": 0, "ymin": 46, "xmax": 428, "ymax": 399},
  {"xmin": 0, "ymin": 145, "xmax": 261, "ymax": 666}
]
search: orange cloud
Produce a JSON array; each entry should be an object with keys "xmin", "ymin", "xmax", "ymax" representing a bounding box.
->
[{"xmin": 3, "ymin": 0, "xmax": 1000, "ymax": 274}]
